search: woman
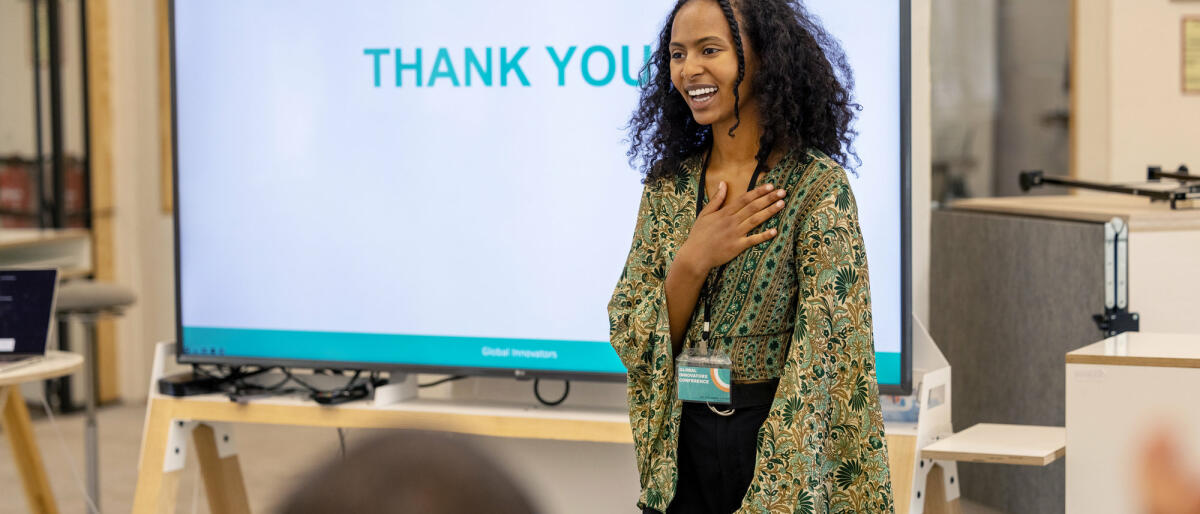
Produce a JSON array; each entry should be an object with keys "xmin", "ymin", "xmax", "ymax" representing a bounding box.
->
[{"xmin": 608, "ymin": 0, "xmax": 895, "ymax": 512}]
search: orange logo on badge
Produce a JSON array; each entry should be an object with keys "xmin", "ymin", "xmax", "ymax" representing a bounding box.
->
[{"xmin": 710, "ymin": 368, "xmax": 730, "ymax": 393}]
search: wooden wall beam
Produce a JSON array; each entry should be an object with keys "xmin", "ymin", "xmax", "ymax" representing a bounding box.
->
[
  {"xmin": 85, "ymin": 0, "xmax": 119, "ymax": 403},
  {"xmin": 158, "ymin": 0, "xmax": 173, "ymax": 214}
]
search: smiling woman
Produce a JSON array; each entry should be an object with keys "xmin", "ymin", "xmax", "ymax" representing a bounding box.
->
[{"xmin": 609, "ymin": 0, "xmax": 895, "ymax": 512}]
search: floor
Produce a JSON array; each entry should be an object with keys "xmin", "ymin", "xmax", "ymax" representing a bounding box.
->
[
  {"xmin": 1, "ymin": 401, "xmax": 1010, "ymax": 514},
  {"xmin": 1, "ymin": 400, "xmax": 346, "ymax": 513}
]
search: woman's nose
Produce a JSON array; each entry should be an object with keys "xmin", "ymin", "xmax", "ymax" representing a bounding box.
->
[{"xmin": 680, "ymin": 56, "xmax": 703, "ymax": 81}]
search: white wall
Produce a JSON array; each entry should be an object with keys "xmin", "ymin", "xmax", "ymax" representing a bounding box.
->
[
  {"xmin": 1075, "ymin": 0, "xmax": 1200, "ymax": 183},
  {"xmin": 913, "ymin": 0, "xmax": 932, "ymax": 327},
  {"xmin": 930, "ymin": 0, "xmax": 997, "ymax": 200},
  {"xmin": 105, "ymin": 0, "xmax": 177, "ymax": 400},
  {"xmin": 994, "ymin": 0, "xmax": 1070, "ymax": 196}
]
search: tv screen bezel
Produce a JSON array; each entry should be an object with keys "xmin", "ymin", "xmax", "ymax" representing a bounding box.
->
[{"xmin": 169, "ymin": 0, "xmax": 913, "ymax": 394}]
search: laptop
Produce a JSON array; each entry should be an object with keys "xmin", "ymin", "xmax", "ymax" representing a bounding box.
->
[{"xmin": 0, "ymin": 269, "xmax": 59, "ymax": 370}]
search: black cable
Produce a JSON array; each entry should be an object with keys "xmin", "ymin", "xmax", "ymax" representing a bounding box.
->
[
  {"xmin": 224, "ymin": 366, "xmax": 299, "ymax": 400},
  {"xmin": 200, "ymin": 364, "xmax": 271, "ymax": 381},
  {"xmin": 235, "ymin": 367, "xmax": 272, "ymax": 380},
  {"xmin": 337, "ymin": 428, "xmax": 347, "ymax": 460},
  {"xmin": 419, "ymin": 375, "xmax": 466, "ymax": 388},
  {"xmin": 533, "ymin": 379, "xmax": 570, "ymax": 407},
  {"xmin": 191, "ymin": 364, "xmax": 227, "ymax": 380},
  {"xmin": 282, "ymin": 369, "xmax": 323, "ymax": 393},
  {"xmin": 30, "ymin": 0, "xmax": 46, "ymax": 229},
  {"xmin": 78, "ymin": 0, "xmax": 94, "ymax": 230},
  {"xmin": 342, "ymin": 370, "xmax": 362, "ymax": 392},
  {"xmin": 193, "ymin": 364, "xmax": 274, "ymax": 391},
  {"xmin": 285, "ymin": 369, "xmax": 375, "ymax": 405},
  {"xmin": 238, "ymin": 371, "xmax": 290, "ymax": 392},
  {"xmin": 207, "ymin": 366, "xmax": 377, "ymax": 403},
  {"xmin": 225, "ymin": 367, "xmax": 273, "ymax": 390}
]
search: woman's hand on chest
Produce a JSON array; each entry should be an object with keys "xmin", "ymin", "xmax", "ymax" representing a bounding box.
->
[{"xmin": 675, "ymin": 181, "xmax": 788, "ymax": 276}]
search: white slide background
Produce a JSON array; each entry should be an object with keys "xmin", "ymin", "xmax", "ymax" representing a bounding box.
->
[{"xmin": 175, "ymin": 0, "xmax": 902, "ymax": 366}]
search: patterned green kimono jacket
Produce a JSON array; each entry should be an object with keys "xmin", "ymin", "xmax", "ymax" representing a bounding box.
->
[{"xmin": 608, "ymin": 148, "xmax": 895, "ymax": 513}]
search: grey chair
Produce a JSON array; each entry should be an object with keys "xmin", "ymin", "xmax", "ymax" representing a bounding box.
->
[{"xmin": 55, "ymin": 280, "xmax": 136, "ymax": 512}]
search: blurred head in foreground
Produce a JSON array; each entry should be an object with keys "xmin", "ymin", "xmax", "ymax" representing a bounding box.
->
[
  {"xmin": 279, "ymin": 431, "xmax": 536, "ymax": 514},
  {"xmin": 1141, "ymin": 428, "xmax": 1200, "ymax": 514}
]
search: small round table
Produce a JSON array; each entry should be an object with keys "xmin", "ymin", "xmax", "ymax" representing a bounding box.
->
[{"xmin": 1, "ymin": 351, "xmax": 83, "ymax": 514}]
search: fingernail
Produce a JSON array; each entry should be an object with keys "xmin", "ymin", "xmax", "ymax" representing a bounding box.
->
[
  {"xmin": 765, "ymin": 184, "xmax": 774, "ymax": 191},
  {"xmin": 776, "ymin": 200, "xmax": 785, "ymax": 208},
  {"xmin": 777, "ymin": 190, "xmax": 786, "ymax": 197},
  {"xmin": 771, "ymin": 229, "xmax": 778, "ymax": 235}
]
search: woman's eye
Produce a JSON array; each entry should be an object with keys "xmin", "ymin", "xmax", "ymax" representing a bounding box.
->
[
  {"xmin": 671, "ymin": 51, "xmax": 684, "ymax": 60},
  {"xmin": 703, "ymin": 47, "xmax": 720, "ymax": 55}
]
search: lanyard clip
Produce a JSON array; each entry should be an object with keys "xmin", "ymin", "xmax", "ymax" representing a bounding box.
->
[{"xmin": 699, "ymin": 321, "xmax": 711, "ymax": 355}]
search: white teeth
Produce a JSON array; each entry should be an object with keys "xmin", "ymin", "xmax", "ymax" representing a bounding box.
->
[{"xmin": 688, "ymin": 87, "xmax": 717, "ymax": 97}]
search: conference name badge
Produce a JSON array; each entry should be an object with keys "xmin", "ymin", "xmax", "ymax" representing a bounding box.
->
[{"xmin": 676, "ymin": 347, "xmax": 732, "ymax": 405}]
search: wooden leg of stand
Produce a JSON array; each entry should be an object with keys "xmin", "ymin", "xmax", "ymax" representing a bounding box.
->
[
  {"xmin": 193, "ymin": 424, "xmax": 250, "ymax": 514},
  {"xmin": 887, "ymin": 434, "xmax": 917, "ymax": 514},
  {"xmin": 924, "ymin": 463, "xmax": 963, "ymax": 514},
  {"xmin": 133, "ymin": 399, "xmax": 182, "ymax": 514},
  {"xmin": 1, "ymin": 385, "xmax": 59, "ymax": 514}
]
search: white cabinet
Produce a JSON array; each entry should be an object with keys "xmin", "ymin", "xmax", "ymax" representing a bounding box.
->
[{"xmin": 1065, "ymin": 333, "xmax": 1200, "ymax": 513}]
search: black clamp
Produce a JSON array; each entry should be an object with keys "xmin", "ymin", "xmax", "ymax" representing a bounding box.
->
[{"xmin": 1093, "ymin": 308, "xmax": 1140, "ymax": 338}]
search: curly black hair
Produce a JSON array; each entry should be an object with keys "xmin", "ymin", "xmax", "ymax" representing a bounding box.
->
[{"xmin": 628, "ymin": 0, "xmax": 860, "ymax": 183}]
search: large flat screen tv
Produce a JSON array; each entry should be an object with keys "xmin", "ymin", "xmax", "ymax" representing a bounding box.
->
[{"xmin": 173, "ymin": 0, "xmax": 912, "ymax": 393}]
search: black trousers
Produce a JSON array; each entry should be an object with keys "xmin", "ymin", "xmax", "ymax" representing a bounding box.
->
[{"xmin": 644, "ymin": 401, "xmax": 772, "ymax": 514}]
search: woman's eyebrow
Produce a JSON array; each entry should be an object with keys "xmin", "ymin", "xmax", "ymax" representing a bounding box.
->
[{"xmin": 669, "ymin": 36, "xmax": 726, "ymax": 48}]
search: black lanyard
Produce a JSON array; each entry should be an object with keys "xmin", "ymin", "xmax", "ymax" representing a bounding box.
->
[{"xmin": 694, "ymin": 144, "xmax": 772, "ymax": 350}]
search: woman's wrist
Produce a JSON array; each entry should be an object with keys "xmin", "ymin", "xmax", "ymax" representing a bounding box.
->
[{"xmin": 671, "ymin": 244, "xmax": 710, "ymax": 284}]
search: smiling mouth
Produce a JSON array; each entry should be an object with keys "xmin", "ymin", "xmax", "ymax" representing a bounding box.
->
[{"xmin": 687, "ymin": 86, "xmax": 718, "ymax": 107}]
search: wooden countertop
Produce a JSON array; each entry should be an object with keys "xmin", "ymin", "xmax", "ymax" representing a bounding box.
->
[
  {"xmin": 1067, "ymin": 333, "xmax": 1200, "ymax": 368},
  {"xmin": 950, "ymin": 194, "xmax": 1200, "ymax": 232},
  {"xmin": 921, "ymin": 423, "xmax": 1066, "ymax": 466},
  {"xmin": 0, "ymin": 351, "xmax": 83, "ymax": 387},
  {"xmin": 0, "ymin": 228, "xmax": 91, "ymax": 250}
]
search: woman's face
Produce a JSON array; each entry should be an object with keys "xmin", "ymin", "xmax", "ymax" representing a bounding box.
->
[{"xmin": 668, "ymin": 0, "xmax": 756, "ymax": 129}]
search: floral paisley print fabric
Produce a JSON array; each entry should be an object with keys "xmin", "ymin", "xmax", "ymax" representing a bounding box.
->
[{"xmin": 608, "ymin": 148, "xmax": 895, "ymax": 513}]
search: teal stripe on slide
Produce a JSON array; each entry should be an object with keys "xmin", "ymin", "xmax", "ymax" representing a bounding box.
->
[
  {"xmin": 874, "ymin": 351, "xmax": 901, "ymax": 386},
  {"xmin": 183, "ymin": 326, "xmax": 626, "ymax": 374},
  {"xmin": 183, "ymin": 326, "xmax": 906, "ymax": 385}
]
